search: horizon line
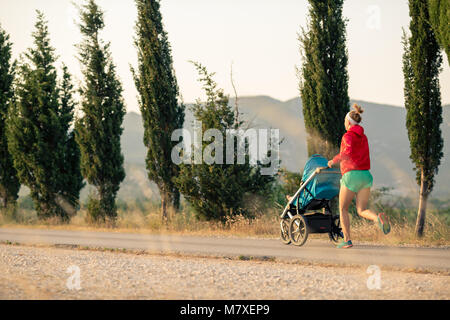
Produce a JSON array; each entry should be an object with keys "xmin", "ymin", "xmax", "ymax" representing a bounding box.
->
[{"xmin": 126, "ymin": 95, "xmax": 450, "ymax": 114}]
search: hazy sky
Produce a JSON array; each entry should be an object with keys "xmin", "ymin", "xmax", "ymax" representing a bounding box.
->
[{"xmin": 1, "ymin": 0, "xmax": 449, "ymax": 113}]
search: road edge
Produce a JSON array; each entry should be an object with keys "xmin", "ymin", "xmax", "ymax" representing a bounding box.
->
[{"xmin": 1, "ymin": 240, "xmax": 448, "ymax": 277}]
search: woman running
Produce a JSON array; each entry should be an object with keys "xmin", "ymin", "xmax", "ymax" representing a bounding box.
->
[{"xmin": 328, "ymin": 104, "xmax": 390, "ymax": 249}]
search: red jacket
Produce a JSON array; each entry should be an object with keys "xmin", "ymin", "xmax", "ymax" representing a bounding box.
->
[{"xmin": 332, "ymin": 125, "xmax": 370, "ymax": 175}]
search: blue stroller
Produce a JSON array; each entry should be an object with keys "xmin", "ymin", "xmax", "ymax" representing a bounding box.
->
[{"xmin": 280, "ymin": 154, "xmax": 344, "ymax": 246}]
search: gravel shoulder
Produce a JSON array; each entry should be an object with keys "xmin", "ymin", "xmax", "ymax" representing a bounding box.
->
[{"xmin": 0, "ymin": 244, "xmax": 448, "ymax": 300}]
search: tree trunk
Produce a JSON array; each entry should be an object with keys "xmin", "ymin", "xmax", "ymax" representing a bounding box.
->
[
  {"xmin": 172, "ymin": 189, "xmax": 180, "ymax": 211},
  {"xmin": 39, "ymin": 201, "xmax": 50, "ymax": 218},
  {"xmin": 0, "ymin": 190, "xmax": 7, "ymax": 209},
  {"xmin": 415, "ymin": 169, "xmax": 429, "ymax": 238},
  {"xmin": 98, "ymin": 187, "xmax": 116, "ymax": 221},
  {"xmin": 161, "ymin": 191, "xmax": 168, "ymax": 222},
  {"xmin": 55, "ymin": 194, "xmax": 76, "ymax": 219}
]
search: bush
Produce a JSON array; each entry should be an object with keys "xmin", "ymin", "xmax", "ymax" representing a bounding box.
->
[
  {"xmin": 18, "ymin": 195, "xmax": 34, "ymax": 210},
  {"xmin": 0, "ymin": 205, "xmax": 17, "ymax": 222},
  {"xmin": 86, "ymin": 196, "xmax": 102, "ymax": 224},
  {"xmin": 174, "ymin": 63, "xmax": 276, "ymax": 222},
  {"xmin": 268, "ymin": 168, "xmax": 301, "ymax": 213}
]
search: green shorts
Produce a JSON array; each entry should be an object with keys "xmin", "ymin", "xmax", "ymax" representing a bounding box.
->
[{"xmin": 341, "ymin": 170, "xmax": 373, "ymax": 193}]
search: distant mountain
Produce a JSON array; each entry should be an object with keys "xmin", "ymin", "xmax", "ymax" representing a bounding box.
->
[
  {"xmin": 20, "ymin": 97, "xmax": 448, "ymax": 201},
  {"xmin": 119, "ymin": 97, "xmax": 450, "ymax": 200}
]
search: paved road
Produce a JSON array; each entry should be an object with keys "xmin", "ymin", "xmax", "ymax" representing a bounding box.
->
[{"xmin": 0, "ymin": 227, "xmax": 449, "ymax": 272}]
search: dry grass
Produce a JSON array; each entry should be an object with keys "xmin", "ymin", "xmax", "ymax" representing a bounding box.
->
[
  {"xmin": 1, "ymin": 206, "xmax": 449, "ymax": 247},
  {"xmin": 0, "ymin": 207, "xmax": 280, "ymax": 238},
  {"xmin": 112, "ymin": 208, "xmax": 281, "ymax": 238},
  {"xmin": 349, "ymin": 212, "xmax": 450, "ymax": 247}
]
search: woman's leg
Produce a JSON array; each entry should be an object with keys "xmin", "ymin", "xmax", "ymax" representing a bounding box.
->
[
  {"xmin": 355, "ymin": 188, "xmax": 378, "ymax": 222},
  {"xmin": 339, "ymin": 185, "xmax": 355, "ymax": 242}
]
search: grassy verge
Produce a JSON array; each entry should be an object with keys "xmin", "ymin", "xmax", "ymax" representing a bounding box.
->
[
  {"xmin": 0, "ymin": 207, "xmax": 280, "ymax": 238},
  {"xmin": 1, "ymin": 205, "xmax": 449, "ymax": 247},
  {"xmin": 346, "ymin": 213, "xmax": 449, "ymax": 246}
]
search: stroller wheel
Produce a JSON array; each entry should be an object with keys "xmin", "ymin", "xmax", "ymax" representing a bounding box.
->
[
  {"xmin": 289, "ymin": 215, "xmax": 309, "ymax": 247},
  {"xmin": 280, "ymin": 219, "xmax": 291, "ymax": 245},
  {"xmin": 329, "ymin": 215, "xmax": 343, "ymax": 243}
]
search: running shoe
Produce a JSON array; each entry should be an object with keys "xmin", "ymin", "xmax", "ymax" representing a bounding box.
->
[
  {"xmin": 378, "ymin": 212, "xmax": 391, "ymax": 235},
  {"xmin": 337, "ymin": 240, "xmax": 353, "ymax": 249}
]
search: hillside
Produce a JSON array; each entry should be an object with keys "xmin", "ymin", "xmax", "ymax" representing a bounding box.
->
[
  {"xmin": 19, "ymin": 97, "xmax": 448, "ymax": 203},
  {"xmin": 230, "ymin": 97, "xmax": 450, "ymax": 196},
  {"xmin": 118, "ymin": 97, "xmax": 450, "ymax": 200}
]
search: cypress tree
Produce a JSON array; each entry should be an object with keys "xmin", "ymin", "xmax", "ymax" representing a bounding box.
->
[
  {"xmin": 174, "ymin": 62, "xmax": 275, "ymax": 222},
  {"xmin": 57, "ymin": 65, "xmax": 84, "ymax": 214},
  {"xmin": 299, "ymin": 0, "xmax": 350, "ymax": 159},
  {"xmin": 0, "ymin": 25, "xmax": 20, "ymax": 210},
  {"xmin": 75, "ymin": 0, "xmax": 126, "ymax": 223},
  {"xmin": 131, "ymin": 0, "xmax": 185, "ymax": 221},
  {"xmin": 427, "ymin": 0, "xmax": 449, "ymax": 63},
  {"xmin": 8, "ymin": 12, "xmax": 79, "ymax": 220},
  {"xmin": 402, "ymin": 0, "xmax": 443, "ymax": 237}
]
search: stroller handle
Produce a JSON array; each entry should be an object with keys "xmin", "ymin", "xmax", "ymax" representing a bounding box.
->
[
  {"xmin": 316, "ymin": 166, "xmax": 341, "ymax": 174},
  {"xmin": 315, "ymin": 166, "xmax": 328, "ymax": 174}
]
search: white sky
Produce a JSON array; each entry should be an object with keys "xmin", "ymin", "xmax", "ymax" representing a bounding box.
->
[{"xmin": 0, "ymin": 0, "xmax": 449, "ymax": 113}]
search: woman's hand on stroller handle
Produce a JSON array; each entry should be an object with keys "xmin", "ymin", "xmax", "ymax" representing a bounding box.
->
[
  {"xmin": 327, "ymin": 160, "xmax": 334, "ymax": 168},
  {"xmin": 315, "ymin": 166, "xmax": 329, "ymax": 174}
]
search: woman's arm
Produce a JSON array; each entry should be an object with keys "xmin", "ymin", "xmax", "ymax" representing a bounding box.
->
[{"xmin": 329, "ymin": 133, "xmax": 353, "ymax": 166}]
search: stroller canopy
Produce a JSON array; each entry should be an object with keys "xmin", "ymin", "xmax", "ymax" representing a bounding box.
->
[{"xmin": 295, "ymin": 154, "xmax": 341, "ymax": 210}]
